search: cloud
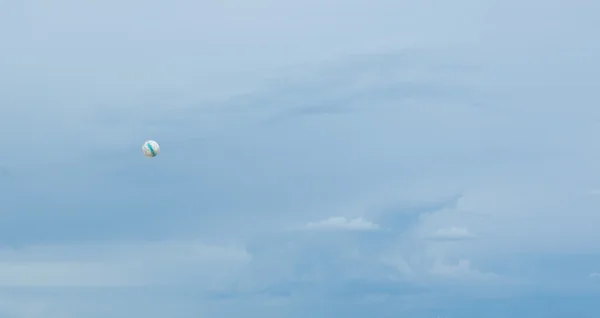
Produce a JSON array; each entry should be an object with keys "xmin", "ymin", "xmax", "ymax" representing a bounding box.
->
[
  {"xmin": 590, "ymin": 272, "xmax": 600, "ymax": 279},
  {"xmin": 305, "ymin": 217, "xmax": 380, "ymax": 231},
  {"xmin": 0, "ymin": 240, "xmax": 250, "ymax": 287},
  {"xmin": 2, "ymin": 0, "xmax": 600, "ymax": 316},
  {"xmin": 427, "ymin": 227, "xmax": 476, "ymax": 241},
  {"xmin": 430, "ymin": 259, "xmax": 498, "ymax": 281}
]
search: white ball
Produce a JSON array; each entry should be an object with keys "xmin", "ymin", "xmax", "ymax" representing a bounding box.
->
[{"xmin": 142, "ymin": 140, "xmax": 160, "ymax": 158}]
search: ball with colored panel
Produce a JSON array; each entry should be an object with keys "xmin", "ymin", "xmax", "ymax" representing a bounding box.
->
[{"xmin": 142, "ymin": 140, "xmax": 160, "ymax": 158}]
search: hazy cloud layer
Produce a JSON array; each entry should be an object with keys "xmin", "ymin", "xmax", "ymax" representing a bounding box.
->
[{"xmin": 2, "ymin": 0, "xmax": 600, "ymax": 317}]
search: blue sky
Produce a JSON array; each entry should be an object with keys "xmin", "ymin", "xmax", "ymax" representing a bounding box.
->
[{"xmin": 1, "ymin": 0, "xmax": 600, "ymax": 317}]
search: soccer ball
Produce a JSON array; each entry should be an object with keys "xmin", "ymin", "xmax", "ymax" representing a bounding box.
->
[{"xmin": 142, "ymin": 140, "xmax": 160, "ymax": 158}]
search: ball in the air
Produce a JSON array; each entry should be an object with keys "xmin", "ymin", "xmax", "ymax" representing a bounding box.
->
[{"xmin": 142, "ymin": 140, "xmax": 160, "ymax": 158}]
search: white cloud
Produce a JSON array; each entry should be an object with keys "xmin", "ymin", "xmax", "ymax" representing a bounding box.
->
[
  {"xmin": 589, "ymin": 272, "xmax": 600, "ymax": 279},
  {"xmin": 430, "ymin": 259, "xmax": 498, "ymax": 281},
  {"xmin": 305, "ymin": 217, "xmax": 379, "ymax": 231},
  {"xmin": 427, "ymin": 227, "xmax": 476, "ymax": 241}
]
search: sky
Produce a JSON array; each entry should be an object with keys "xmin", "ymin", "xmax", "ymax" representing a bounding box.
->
[{"xmin": 1, "ymin": 0, "xmax": 600, "ymax": 317}]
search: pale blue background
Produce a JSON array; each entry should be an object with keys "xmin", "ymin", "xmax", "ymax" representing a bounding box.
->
[{"xmin": 1, "ymin": 0, "xmax": 600, "ymax": 317}]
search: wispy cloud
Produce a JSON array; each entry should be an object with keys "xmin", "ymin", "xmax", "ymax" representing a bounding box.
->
[
  {"xmin": 0, "ymin": 240, "xmax": 250, "ymax": 287},
  {"xmin": 305, "ymin": 217, "xmax": 380, "ymax": 231},
  {"xmin": 427, "ymin": 227, "xmax": 476, "ymax": 241},
  {"xmin": 430, "ymin": 259, "xmax": 498, "ymax": 281}
]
